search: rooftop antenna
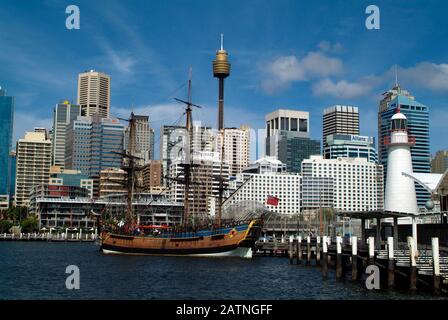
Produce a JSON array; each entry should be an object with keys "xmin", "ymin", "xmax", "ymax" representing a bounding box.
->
[
  {"xmin": 394, "ymin": 64, "xmax": 399, "ymax": 88},
  {"xmin": 220, "ymin": 33, "xmax": 224, "ymax": 50}
]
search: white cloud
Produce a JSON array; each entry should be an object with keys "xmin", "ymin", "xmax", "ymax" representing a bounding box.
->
[
  {"xmin": 312, "ymin": 78, "xmax": 372, "ymax": 99},
  {"xmin": 261, "ymin": 51, "xmax": 343, "ymax": 94},
  {"xmin": 317, "ymin": 41, "xmax": 344, "ymax": 54},
  {"xmin": 106, "ymin": 49, "xmax": 136, "ymax": 74},
  {"xmin": 398, "ymin": 62, "xmax": 448, "ymax": 92}
]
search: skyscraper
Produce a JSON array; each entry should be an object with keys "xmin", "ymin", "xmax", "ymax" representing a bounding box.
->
[
  {"xmin": 161, "ymin": 125, "xmax": 187, "ymax": 186},
  {"xmin": 216, "ymin": 125, "xmax": 250, "ymax": 177},
  {"xmin": 161, "ymin": 124, "xmax": 216, "ymax": 185},
  {"xmin": 265, "ymin": 109, "xmax": 320, "ymax": 173},
  {"xmin": 15, "ymin": 129, "xmax": 52, "ymax": 207},
  {"xmin": 324, "ymin": 134, "xmax": 377, "ymax": 163},
  {"xmin": 378, "ymin": 84, "xmax": 430, "ymax": 207},
  {"xmin": 169, "ymin": 151, "xmax": 229, "ymax": 217},
  {"xmin": 0, "ymin": 86, "xmax": 14, "ymax": 208},
  {"xmin": 277, "ymin": 132, "xmax": 321, "ymax": 173},
  {"xmin": 77, "ymin": 70, "xmax": 110, "ymax": 118},
  {"xmin": 65, "ymin": 115, "xmax": 124, "ymax": 196},
  {"xmin": 265, "ymin": 109, "xmax": 310, "ymax": 158},
  {"xmin": 322, "ymin": 105, "xmax": 359, "ymax": 148},
  {"xmin": 124, "ymin": 115, "xmax": 153, "ymax": 165},
  {"xmin": 51, "ymin": 100, "xmax": 80, "ymax": 168}
]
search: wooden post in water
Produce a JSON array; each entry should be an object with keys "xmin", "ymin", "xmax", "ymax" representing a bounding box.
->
[
  {"xmin": 408, "ymin": 236, "xmax": 417, "ymax": 291},
  {"xmin": 368, "ymin": 236, "xmax": 375, "ymax": 266},
  {"xmin": 306, "ymin": 236, "xmax": 311, "ymax": 265},
  {"xmin": 295, "ymin": 235, "xmax": 300, "ymax": 264},
  {"xmin": 336, "ymin": 236, "xmax": 342, "ymax": 279},
  {"xmin": 387, "ymin": 236, "xmax": 395, "ymax": 289},
  {"xmin": 351, "ymin": 236, "xmax": 358, "ymax": 280},
  {"xmin": 289, "ymin": 236, "xmax": 294, "ymax": 264},
  {"xmin": 298, "ymin": 236, "xmax": 302, "ymax": 264},
  {"xmin": 432, "ymin": 237, "xmax": 441, "ymax": 294},
  {"xmin": 322, "ymin": 235, "xmax": 328, "ymax": 279},
  {"xmin": 316, "ymin": 236, "xmax": 321, "ymax": 265}
]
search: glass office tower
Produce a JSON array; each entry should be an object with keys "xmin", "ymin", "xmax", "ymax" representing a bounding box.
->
[{"xmin": 0, "ymin": 87, "xmax": 14, "ymax": 207}]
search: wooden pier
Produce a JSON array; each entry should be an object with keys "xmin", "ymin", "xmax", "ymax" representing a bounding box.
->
[{"xmin": 256, "ymin": 235, "xmax": 448, "ymax": 295}]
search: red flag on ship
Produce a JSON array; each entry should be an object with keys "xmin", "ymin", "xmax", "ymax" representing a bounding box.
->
[{"xmin": 266, "ymin": 195, "xmax": 279, "ymax": 206}]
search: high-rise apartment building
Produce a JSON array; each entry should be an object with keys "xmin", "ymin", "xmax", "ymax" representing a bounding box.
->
[
  {"xmin": 169, "ymin": 151, "xmax": 229, "ymax": 217},
  {"xmin": 15, "ymin": 130, "xmax": 52, "ymax": 207},
  {"xmin": 378, "ymin": 84, "xmax": 430, "ymax": 207},
  {"xmin": 161, "ymin": 125, "xmax": 186, "ymax": 186},
  {"xmin": 216, "ymin": 125, "xmax": 250, "ymax": 177},
  {"xmin": 77, "ymin": 70, "xmax": 110, "ymax": 118},
  {"xmin": 0, "ymin": 87, "xmax": 14, "ymax": 208},
  {"xmin": 302, "ymin": 155, "xmax": 384, "ymax": 212},
  {"xmin": 99, "ymin": 168, "xmax": 127, "ymax": 198},
  {"xmin": 51, "ymin": 100, "xmax": 80, "ymax": 168},
  {"xmin": 142, "ymin": 160, "xmax": 163, "ymax": 191},
  {"xmin": 431, "ymin": 150, "xmax": 448, "ymax": 174},
  {"xmin": 161, "ymin": 124, "xmax": 216, "ymax": 186},
  {"xmin": 322, "ymin": 105, "xmax": 359, "ymax": 148}
]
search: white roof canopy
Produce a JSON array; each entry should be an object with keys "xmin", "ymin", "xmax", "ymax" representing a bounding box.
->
[{"xmin": 402, "ymin": 170, "xmax": 448, "ymax": 195}]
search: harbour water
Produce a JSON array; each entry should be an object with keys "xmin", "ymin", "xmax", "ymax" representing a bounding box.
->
[{"xmin": 0, "ymin": 242, "xmax": 445, "ymax": 300}]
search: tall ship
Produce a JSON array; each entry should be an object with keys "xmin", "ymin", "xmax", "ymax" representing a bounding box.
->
[{"xmin": 100, "ymin": 38, "xmax": 263, "ymax": 258}]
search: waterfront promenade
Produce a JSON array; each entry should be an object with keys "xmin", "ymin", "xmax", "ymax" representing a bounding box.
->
[{"xmin": 0, "ymin": 231, "xmax": 97, "ymax": 242}]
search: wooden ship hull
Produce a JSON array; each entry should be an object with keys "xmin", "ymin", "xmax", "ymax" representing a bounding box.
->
[{"xmin": 101, "ymin": 219, "xmax": 262, "ymax": 258}]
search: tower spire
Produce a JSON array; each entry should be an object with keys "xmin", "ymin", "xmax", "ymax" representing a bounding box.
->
[{"xmin": 220, "ymin": 33, "xmax": 224, "ymax": 50}]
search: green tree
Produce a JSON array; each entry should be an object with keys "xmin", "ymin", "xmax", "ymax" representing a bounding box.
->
[
  {"xmin": 0, "ymin": 207, "xmax": 27, "ymax": 222},
  {"xmin": 0, "ymin": 220, "xmax": 13, "ymax": 233},
  {"xmin": 20, "ymin": 216, "xmax": 39, "ymax": 233}
]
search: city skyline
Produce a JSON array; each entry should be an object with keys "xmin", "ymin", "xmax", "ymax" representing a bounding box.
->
[{"xmin": 1, "ymin": 0, "xmax": 447, "ymax": 159}]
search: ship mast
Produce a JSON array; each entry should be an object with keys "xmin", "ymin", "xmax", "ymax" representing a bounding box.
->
[
  {"xmin": 174, "ymin": 68, "xmax": 203, "ymax": 226},
  {"xmin": 117, "ymin": 112, "xmax": 141, "ymax": 227},
  {"xmin": 183, "ymin": 72, "xmax": 193, "ymax": 225},
  {"xmin": 126, "ymin": 112, "xmax": 136, "ymax": 226}
]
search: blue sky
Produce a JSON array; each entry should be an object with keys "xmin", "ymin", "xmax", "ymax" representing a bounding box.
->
[{"xmin": 1, "ymin": 0, "xmax": 447, "ymax": 160}]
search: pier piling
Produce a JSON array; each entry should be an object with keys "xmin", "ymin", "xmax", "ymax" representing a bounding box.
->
[
  {"xmin": 432, "ymin": 237, "xmax": 441, "ymax": 294},
  {"xmin": 336, "ymin": 236, "xmax": 342, "ymax": 280},
  {"xmin": 289, "ymin": 237, "xmax": 294, "ymax": 264},
  {"xmin": 351, "ymin": 236, "xmax": 358, "ymax": 280},
  {"xmin": 387, "ymin": 236, "xmax": 395, "ymax": 288},
  {"xmin": 295, "ymin": 236, "xmax": 300, "ymax": 264},
  {"xmin": 298, "ymin": 236, "xmax": 302, "ymax": 264},
  {"xmin": 316, "ymin": 236, "xmax": 321, "ymax": 265},
  {"xmin": 322, "ymin": 235, "xmax": 328, "ymax": 279},
  {"xmin": 368, "ymin": 237, "xmax": 375, "ymax": 266},
  {"xmin": 306, "ymin": 236, "xmax": 311, "ymax": 265},
  {"xmin": 408, "ymin": 237, "xmax": 417, "ymax": 291}
]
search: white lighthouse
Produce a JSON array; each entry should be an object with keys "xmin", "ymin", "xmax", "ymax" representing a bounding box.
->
[{"xmin": 384, "ymin": 108, "xmax": 418, "ymax": 214}]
